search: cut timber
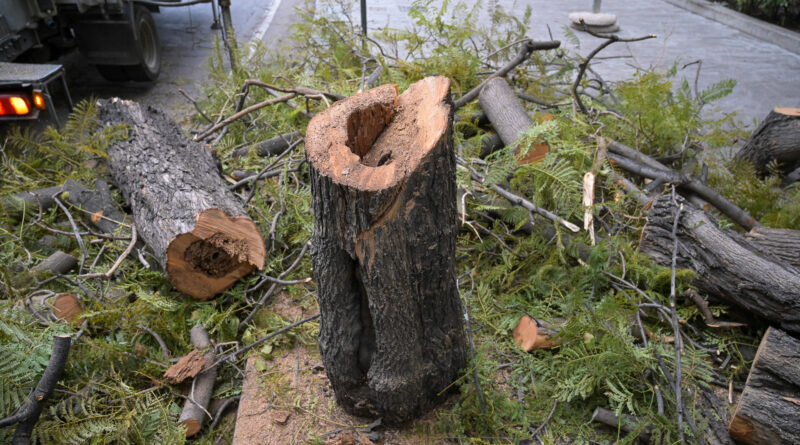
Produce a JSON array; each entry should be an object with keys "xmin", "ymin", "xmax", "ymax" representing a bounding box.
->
[
  {"xmin": 736, "ymin": 107, "xmax": 800, "ymax": 174},
  {"xmin": 479, "ymin": 77, "xmax": 549, "ymax": 163},
  {"xmin": 1, "ymin": 185, "xmax": 63, "ymax": 221},
  {"xmin": 305, "ymin": 77, "xmax": 467, "ymax": 424},
  {"xmin": 744, "ymin": 226, "xmax": 800, "ymax": 271},
  {"xmin": 729, "ymin": 327, "xmax": 800, "ymax": 444},
  {"xmin": 178, "ymin": 325, "xmax": 217, "ymax": 437},
  {"xmin": 640, "ymin": 194, "xmax": 800, "ymax": 335},
  {"xmin": 98, "ymin": 98, "xmax": 265, "ymax": 300},
  {"xmin": 32, "ymin": 251, "xmax": 77, "ymax": 276},
  {"xmin": 479, "ymin": 77, "xmax": 533, "ymax": 146},
  {"xmin": 62, "ymin": 179, "xmax": 128, "ymax": 234},
  {"xmin": 231, "ymin": 130, "xmax": 304, "ymax": 158}
]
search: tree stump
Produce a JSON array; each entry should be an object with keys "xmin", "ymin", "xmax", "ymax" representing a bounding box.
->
[
  {"xmin": 729, "ymin": 327, "xmax": 800, "ymax": 444},
  {"xmin": 305, "ymin": 77, "xmax": 467, "ymax": 424},
  {"xmin": 98, "ymin": 98, "xmax": 266, "ymax": 300},
  {"xmin": 736, "ymin": 107, "xmax": 800, "ymax": 174},
  {"xmin": 640, "ymin": 194, "xmax": 800, "ymax": 335}
]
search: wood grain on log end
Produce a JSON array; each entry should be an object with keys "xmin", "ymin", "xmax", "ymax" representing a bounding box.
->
[
  {"xmin": 166, "ymin": 209, "xmax": 265, "ymax": 300},
  {"xmin": 180, "ymin": 418, "xmax": 202, "ymax": 437},
  {"xmin": 306, "ymin": 77, "xmax": 451, "ymax": 191},
  {"xmin": 52, "ymin": 294, "xmax": 82, "ymax": 323}
]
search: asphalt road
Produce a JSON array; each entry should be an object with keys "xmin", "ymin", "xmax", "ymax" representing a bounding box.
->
[{"xmin": 56, "ymin": 0, "xmax": 276, "ymax": 125}]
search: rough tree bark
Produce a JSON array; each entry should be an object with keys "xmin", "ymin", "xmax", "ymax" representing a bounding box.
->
[
  {"xmin": 640, "ymin": 194, "xmax": 800, "ymax": 335},
  {"xmin": 744, "ymin": 226, "xmax": 800, "ymax": 271},
  {"xmin": 729, "ymin": 327, "xmax": 800, "ymax": 445},
  {"xmin": 98, "ymin": 98, "xmax": 266, "ymax": 300},
  {"xmin": 736, "ymin": 107, "xmax": 800, "ymax": 174},
  {"xmin": 305, "ymin": 77, "xmax": 467, "ymax": 424}
]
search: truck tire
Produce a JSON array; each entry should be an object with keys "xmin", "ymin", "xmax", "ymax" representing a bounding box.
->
[
  {"xmin": 97, "ymin": 65, "xmax": 130, "ymax": 82},
  {"xmin": 125, "ymin": 6, "xmax": 161, "ymax": 81}
]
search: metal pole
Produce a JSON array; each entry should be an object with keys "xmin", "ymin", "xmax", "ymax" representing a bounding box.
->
[{"xmin": 360, "ymin": 0, "xmax": 367, "ymax": 52}]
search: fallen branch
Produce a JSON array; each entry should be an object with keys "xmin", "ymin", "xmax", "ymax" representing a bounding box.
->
[
  {"xmin": 0, "ymin": 335, "xmax": 71, "ymax": 444},
  {"xmin": 194, "ymin": 93, "xmax": 297, "ymax": 141},
  {"xmin": 453, "ymin": 39, "xmax": 561, "ymax": 109},
  {"xmin": 76, "ymin": 225, "xmax": 137, "ymax": 280},
  {"xmin": 179, "ymin": 325, "xmax": 218, "ymax": 437}
]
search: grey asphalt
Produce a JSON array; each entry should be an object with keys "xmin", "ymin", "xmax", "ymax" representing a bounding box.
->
[{"xmin": 262, "ymin": 0, "xmax": 800, "ymax": 126}]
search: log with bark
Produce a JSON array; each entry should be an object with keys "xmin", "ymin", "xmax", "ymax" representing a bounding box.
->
[
  {"xmin": 640, "ymin": 194, "xmax": 800, "ymax": 335},
  {"xmin": 178, "ymin": 325, "xmax": 218, "ymax": 437},
  {"xmin": 736, "ymin": 107, "xmax": 800, "ymax": 175},
  {"xmin": 230, "ymin": 130, "xmax": 304, "ymax": 158},
  {"xmin": 98, "ymin": 98, "xmax": 266, "ymax": 300},
  {"xmin": 62, "ymin": 179, "xmax": 128, "ymax": 234},
  {"xmin": 729, "ymin": 327, "xmax": 800, "ymax": 445},
  {"xmin": 305, "ymin": 77, "xmax": 467, "ymax": 424}
]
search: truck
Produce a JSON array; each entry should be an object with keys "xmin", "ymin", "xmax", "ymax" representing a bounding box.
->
[{"xmin": 0, "ymin": 0, "xmax": 222, "ymax": 122}]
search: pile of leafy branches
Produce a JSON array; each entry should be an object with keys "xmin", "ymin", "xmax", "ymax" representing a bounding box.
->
[{"xmin": 1, "ymin": 0, "xmax": 798, "ymax": 443}]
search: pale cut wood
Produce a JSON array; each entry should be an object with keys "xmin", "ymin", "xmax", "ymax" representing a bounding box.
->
[{"xmin": 729, "ymin": 327, "xmax": 800, "ymax": 444}]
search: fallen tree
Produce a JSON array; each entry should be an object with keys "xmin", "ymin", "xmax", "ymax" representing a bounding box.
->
[
  {"xmin": 98, "ymin": 98, "xmax": 266, "ymax": 300},
  {"xmin": 736, "ymin": 107, "xmax": 800, "ymax": 175}
]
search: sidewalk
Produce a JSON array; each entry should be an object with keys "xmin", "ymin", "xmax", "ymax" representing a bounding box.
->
[{"xmin": 264, "ymin": 0, "xmax": 800, "ymax": 125}]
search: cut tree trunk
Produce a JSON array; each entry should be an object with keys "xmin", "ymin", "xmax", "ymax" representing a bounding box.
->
[
  {"xmin": 729, "ymin": 327, "xmax": 800, "ymax": 445},
  {"xmin": 305, "ymin": 77, "xmax": 467, "ymax": 424},
  {"xmin": 736, "ymin": 107, "xmax": 800, "ymax": 174},
  {"xmin": 640, "ymin": 193, "xmax": 800, "ymax": 335},
  {"xmin": 98, "ymin": 98, "xmax": 266, "ymax": 300}
]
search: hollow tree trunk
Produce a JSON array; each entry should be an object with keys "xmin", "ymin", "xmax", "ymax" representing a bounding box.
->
[
  {"xmin": 736, "ymin": 107, "xmax": 800, "ymax": 174},
  {"xmin": 729, "ymin": 327, "xmax": 800, "ymax": 444},
  {"xmin": 640, "ymin": 193, "xmax": 800, "ymax": 335},
  {"xmin": 305, "ymin": 77, "xmax": 467, "ymax": 424},
  {"xmin": 98, "ymin": 98, "xmax": 266, "ymax": 300}
]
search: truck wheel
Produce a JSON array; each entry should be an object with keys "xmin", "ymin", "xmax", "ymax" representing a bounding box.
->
[
  {"xmin": 96, "ymin": 65, "xmax": 130, "ymax": 82},
  {"xmin": 125, "ymin": 6, "xmax": 161, "ymax": 82}
]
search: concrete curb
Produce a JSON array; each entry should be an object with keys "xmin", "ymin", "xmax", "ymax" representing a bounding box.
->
[{"xmin": 661, "ymin": 0, "xmax": 800, "ymax": 54}]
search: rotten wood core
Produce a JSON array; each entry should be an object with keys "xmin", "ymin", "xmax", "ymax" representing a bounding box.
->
[
  {"xmin": 98, "ymin": 98, "xmax": 266, "ymax": 300},
  {"xmin": 305, "ymin": 77, "xmax": 467, "ymax": 424}
]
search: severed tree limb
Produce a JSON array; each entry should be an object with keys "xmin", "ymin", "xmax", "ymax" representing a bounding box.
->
[
  {"xmin": 194, "ymin": 93, "xmax": 297, "ymax": 141},
  {"xmin": 453, "ymin": 39, "xmax": 561, "ymax": 109},
  {"xmin": 456, "ymin": 156, "xmax": 580, "ymax": 232},
  {"xmin": 782, "ymin": 165, "xmax": 800, "ymax": 187},
  {"xmin": 591, "ymin": 407, "xmax": 653, "ymax": 442},
  {"xmin": 179, "ymin": 325, "xmax": 218, "ymax": 437},
  {"xmin": 0, "ymin": 335, "xmax": 71, "ymax": 445},
  {"xmin": 605, "ymin": 139, "xmax": 759, "ymax": 230}
]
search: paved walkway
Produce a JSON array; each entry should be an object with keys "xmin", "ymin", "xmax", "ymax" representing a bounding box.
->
[{"xmin": 263, "ymin": 0, "xmax": 800, "ymax": 125}]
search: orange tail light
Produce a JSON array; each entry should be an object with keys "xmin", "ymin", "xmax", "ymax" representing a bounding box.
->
[{"xmin": 0, "ymin": 95, "xmax": 32, "ymax": 116}]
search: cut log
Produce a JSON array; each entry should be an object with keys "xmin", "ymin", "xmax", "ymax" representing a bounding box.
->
[
  {"xmin": 744, "ymin": 226, "xmax": 800, "ymax": 271},
  {"xmin": 98, "ymin": 98, "xmax": 266, "ymax": 300},
  {"xmin": 736, "ymin": 107, "xmax": 800, "ymax": 174},
  {"xmin": 305, "ymin": 77, "xmax": 467, "ymax": 424},
  {"xmin": 32, "ymin": 250, "xmax": 78, "ymax": 276},
  {"xmin": 729, "ymin": 327, "xmax": 800, "ymax": 444},
  {"xmin": 640, "ymin": 194, "xmax": 800, "ymax": 335},
  {"xmin": 479, "ymin": 77, "xmax": 534, "ymax": 147},
  {"xmin": 178, "ymin": 325, "xmax": 217, "ymax": 437}
]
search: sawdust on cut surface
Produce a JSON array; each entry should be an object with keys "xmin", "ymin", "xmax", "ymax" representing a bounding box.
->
[{"xmin": 232, "ymin": 292, "xmax": 452, "ymax": 445}]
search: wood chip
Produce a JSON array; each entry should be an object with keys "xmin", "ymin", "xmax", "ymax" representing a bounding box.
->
[{"xmin": 164, "ymin": 349, "xmax": 207, "ymax": 384}]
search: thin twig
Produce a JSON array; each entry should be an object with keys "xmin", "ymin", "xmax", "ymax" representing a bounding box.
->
[
  {"xmin": 178, "ymin": 89, "xmax": 213, "ymax": 123},
  {"xmin": 76, "ymin": 225, "xmax": 137, "ymax": 279},
  {"xmin": 139, "ymin": 324, "xmax": 171, "ymax": 358},
  {"xmin": 194, "ymin": 93, "xmax": 297, "ymax": 141},
  {"xmin": 453, "ymin": 39, "xmax": 561, "ymax": 109},
  {"xmin": 53, "ymin": 197, "xmax": 87, "ymax": 273},
  {"xmin": 529, "ymin": 399, "xmax": 558, "ymax": 438},
  {"xmin": 668, "ymin": 186, "xmax": 685, "ymax": 443}
]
